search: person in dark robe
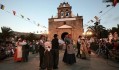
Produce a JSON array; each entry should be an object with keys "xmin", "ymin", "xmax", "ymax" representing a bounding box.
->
[
  {"xmin": 76, "ymin": 35, "xmax": 81, "ymax": 58},
  {"xmin": 44, "ymin": 41, "xmax": 53, "ymax": 70},
  {"xmin": 51, "ymin": 34, "xmax": 59, "ymax": 69},
  {"xmin": 39, "ymin": 35, "xmax": 46, "ymax": 69},
  {"xmin": 22, "ymin": 40, "xmax": 29, "ymax": 62}
]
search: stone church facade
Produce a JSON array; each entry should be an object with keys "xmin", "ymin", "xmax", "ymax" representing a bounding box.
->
[{"xmin": 48, "ymin": 2, "xmax": 84, "ymax": 43}]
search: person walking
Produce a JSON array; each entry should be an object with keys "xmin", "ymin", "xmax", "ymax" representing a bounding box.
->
[
  {"xmin": 51, "ymin": 34, "xmax": 59, "ymax": 69},
  {"xmin": 76, "ymin": 35, "xmax": 81, "ymax": 58}
]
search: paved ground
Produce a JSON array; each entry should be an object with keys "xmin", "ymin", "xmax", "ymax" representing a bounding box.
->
[{"xmin": 0, "ymin": 50, "xmax": 119, "ymax": 70}]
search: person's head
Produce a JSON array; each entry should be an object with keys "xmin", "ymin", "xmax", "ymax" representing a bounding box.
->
[
  {"xmin": 78, "ymin": 35, "xmax": 82, "ymax": 38},
  {"xmin": 23, "ymin": 39, "xmax": 26, "ymax": 42},
  {"xmin": 65, "ymin": 33, "xmax": 69, "ymax": 38},
  {"xmin": 40, "ymin": 35, "xmax": 45, "ymax": 40},
  {"xmin": 68, "ymin": 34, "xmax": 72, "ymax": 38},
  {"xmin": 18, "ymin": 38, "xmax": 22, "ymax": 42},
  {"xmin": 53, "ymin": 34, "xmax": 58, "ymax": 38}
]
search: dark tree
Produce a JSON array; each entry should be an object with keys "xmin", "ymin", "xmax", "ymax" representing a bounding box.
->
[{"xmin": 1, "ymin": 26, "xmax": 14, "ymax": 41}]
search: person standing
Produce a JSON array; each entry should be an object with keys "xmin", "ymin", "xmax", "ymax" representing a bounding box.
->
[
  {"xmin": 51, "ymin": 34, "xmax": 59, "ymax": 69},
  {"xmin": 63, "ymin": 34, "xmax": 76, "ymax": 64},
  {"xmin": 44, "ymin": 41, "xmax": 53, "ymax": 70},
  {"xmin": 22, "ymin": 40, "xmax": 29, "ymax": 62},
  {"xmin": 76, "ymin": 35, "xmax": 81, "ymax": 58},
  {"xmin": 80, "ymin": 38, "xmax": 90, "ymax": 59},
  {"xmin": 39, "ymin": 35, "xmax": 46, "ymax": 69},
  {"xmin": 14, "ymin": 38, "xmax": 26, "ymax": 62}
]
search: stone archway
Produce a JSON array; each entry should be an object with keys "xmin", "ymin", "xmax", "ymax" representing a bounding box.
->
[{"xmin": 61, "ymin": 32, "xmax": 68, "ymax": 40}]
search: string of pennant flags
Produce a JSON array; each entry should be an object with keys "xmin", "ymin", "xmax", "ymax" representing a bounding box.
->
[
  {"xmin": 88, "ymin": 5, "xmax": 113, "ymax": 24},
  {"xmin": 0, "ymin": 3, "xmax": 47, "ymax": 34},
  {"xmin": 87, "ymin": 0, "xmax": 118, "ymax": 24}
]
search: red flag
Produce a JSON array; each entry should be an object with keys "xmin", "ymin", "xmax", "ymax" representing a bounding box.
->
[
  {"xmin": 13, "ymin": 11, "xmax": 16, "ymax": 15},
  {"xmin": 113, "ymin": 0, "xmax": 117, "ymax": 7}
]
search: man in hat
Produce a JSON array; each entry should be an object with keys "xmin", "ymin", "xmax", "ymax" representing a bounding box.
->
[{"xmin": 51, "ymin": 34, "xmax": 59, "ymax": 69}]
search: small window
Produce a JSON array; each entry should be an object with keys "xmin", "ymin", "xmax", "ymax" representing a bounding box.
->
[
  {"xmin": 61, "ymin": 12, "xmax": 64, "ymax": 18},
  {"xmin": 66, "ymin": 11, "xmax": 69, "ymax": 17}
]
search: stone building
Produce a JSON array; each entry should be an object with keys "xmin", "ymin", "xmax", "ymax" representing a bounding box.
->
[{"xmin": 48, "ymin": 2, "xmax": 84, "ymax": 42}]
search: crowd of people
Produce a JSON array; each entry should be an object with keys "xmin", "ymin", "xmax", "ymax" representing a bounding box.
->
[
  {"xmin": 95, "ymin": 32, "xmax": 119, "ymax": 60},
  {"xmin": 0, "ymin": 31, "xmax": 119, "ymax": 70},
  {"xmin": 38, "ymin": 33, "xmax": 92, "ymax": 70},
  {"xmin": 0, "ymin": 42, "xmax": 15, "ymax": 60}
]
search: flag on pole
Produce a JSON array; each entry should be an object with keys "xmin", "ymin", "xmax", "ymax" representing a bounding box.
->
[
  {"xmin": 94, "ymin": 16, "xmax": 99, "ymax": 22},
  {"xmin": 27, "ymin": 18, "xmax": 30, "ymax": 20},
  {"xmin": 21, "ymin": 15, "xmax": 24, "ymax": 18},
  {"xmin": 99, "ymin": 11, "xmax": 102, "ymax": 13},
  {"xmin": 13, "ymin": 10, "xmax": 16, "ymax": 15},
  {"xmin": 113, "ymin": 0, "xmax": 117, "ymax": 7},
  {"xmin": 90, "ymin": 20, "xmax": 94, "ymax": 23},
  {"xmin": 106, "ymin": 5, "xmax": 110, "ymax": 7},
  {"xmin": 88, "ymin": 21, "xmax": 90, "ymax": 23},
  {"xmin": 0, "ymin": 4, "xmax": 5, "ymax": 10}
]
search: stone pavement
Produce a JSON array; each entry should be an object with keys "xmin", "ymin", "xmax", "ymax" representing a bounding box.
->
[{"xmin": 0, "ymin": 51, "xmax": 119, "ymax": 70}]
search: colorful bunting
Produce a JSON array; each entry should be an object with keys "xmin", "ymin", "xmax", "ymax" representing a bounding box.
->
[
  {"xmin": 0, "ymin": 4, "xmax": 5, "ymax": 10},
  {"xmin": 106, "ymin": 4, "xmax": 110, "ymax": 7},
  {"xmin": 13, "ymin": 10, "xmax": 16, "ymax": 15},
  {"xmin": 94, "ymin": 16, "xmax": 99, "ymax": 22},
  {"xmin": 27, "ymin": 18, "xmax": 30, "ymax": 20},
  {"xmin": 113, "ymin": 0, "xmax": 117, "ymax": 7},
  {"xmin": 90, "ymin": 20, "xmax": 94, "ymax": 23},
  {"xmin": 0, "ymin": 3, "xmax": 49, "ymax": 29},
  {"xmin": 21, "ymin": 15, "xmax": 24, "ymax": 18},
  {"xmin": 99, "ymin": 11, "xmax": 102, "ymax": 13},
  {"xmin": 88, "ymin": 21, "xmax": 90, "ymax": 23},
  {"xmin": 43, "ymin": 26, "xmax": 46, "ymax": 28}
]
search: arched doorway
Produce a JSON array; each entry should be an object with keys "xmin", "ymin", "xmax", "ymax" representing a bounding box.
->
[{"xmin": 61, "ymin": 32, "xmax": 68, "ymax": 40}]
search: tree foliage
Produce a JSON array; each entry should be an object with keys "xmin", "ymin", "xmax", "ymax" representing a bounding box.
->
[
  {"xmin": 88, "ymin": 25, "xmax": 108, "ymax": 38},
  {"xmin": 26, "ymin": 33, "xmax": 37, "ymax": 42},
  {"xmin": 1, "ymin": 26, "xmax": 14, "ymax": 40}
]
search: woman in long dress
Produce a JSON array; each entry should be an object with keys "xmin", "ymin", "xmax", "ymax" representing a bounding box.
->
[
  {"xmin": 63, "ymin": 34, "xmax": 76, "ymax": 64},
  {"xmin": 44, "ymin": 41, "xmax": 53, "ymax": 70},
  {"xmin": 14, "ymin": 38, "xmax": 26, "ymax": 62},
  {"xmin": 80, "ymin": 38, "xmax": 90, "ymax": 59}
]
